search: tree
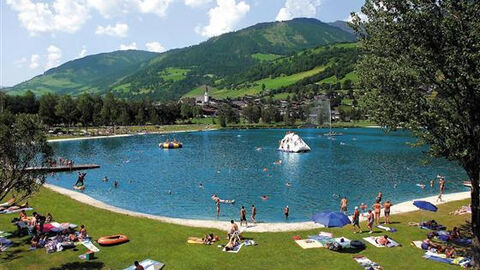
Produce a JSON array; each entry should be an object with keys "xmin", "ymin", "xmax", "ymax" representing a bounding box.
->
[
  {"xmin": 55, "ymin": 95, "xmax": 78, "ymax": 133},
  {"xmin": 100, "ymin": 92, "xmax": 118, "ymax": 128},
  {"xmin": 352, "ymin": 0, "xmax": 480, "ymax": 263},
  {"xmin": 76, "ymin": 94, "xmax": 94, "ymax": 131},
  {"xmin": 243, "ymin": 104, "xmax": 261, "ymax": 123},
  {"xmin": 0, "ymin": 92, "xmax": 6, "ymax": 113},
  {"xmin": 0, "ymin": 112, "xmax": 52, "ymax": 203},
  {"xmin": 39, "ymin": 93, "xmax": 58, "ymax": 126}
]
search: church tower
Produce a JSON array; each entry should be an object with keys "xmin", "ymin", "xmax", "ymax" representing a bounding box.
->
[{"xmin": 204, "ymin": 86, "xmax": 209, "ymax": 104}]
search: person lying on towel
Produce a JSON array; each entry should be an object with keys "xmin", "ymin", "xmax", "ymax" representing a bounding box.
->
[
  {"xmin": 376, "ymin": 235, "xmax": 390, "ymax": 246},
  {"xmin": 224, "ymin": 235, "xmax": 239, "ymax": 251}
]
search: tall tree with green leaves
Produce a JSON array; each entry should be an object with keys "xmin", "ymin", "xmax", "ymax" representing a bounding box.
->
[
  {"xmin": 55, "ymin": 95, "xmax": 78, "ymax": 133},
  {"xmin": 0, "ymin": 112, "xmax": 52, "ymax": 203},
  {"xmin": 76, "ymin": 93, "xmax": 94, "ymax": 132},
  {"xmin": 352, "ymin": 0, "xmax": 480, "ymax": 262},
  {"xmin": 100, "ymin": 92, "xmax": 118, "ymax": 129},
  {"xmin": 39, "ymin": 93, "xmax": 58, "ymax": 126}
]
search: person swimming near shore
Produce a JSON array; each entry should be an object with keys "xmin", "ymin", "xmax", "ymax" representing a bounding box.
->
[
  {"xmin": 74, "ymin": 172, "xmax": 86, "ymax": 187},
  {"xmin": 285, "ymin": 182, "xmax": 292, "ymax": 187},
  {"xmin": 261, "ymin": 195, "xmax": 268, "ymax": 201},
  {"xmin": 114, "ymin": 181, "xmax": 119, "ymax": 188},
  {"xmin": 284, "ymin": 205, "xmax": 289, "ymax": 220},
  {"xmin": 274, "ymin": 160, "xmax": 282, "ymax": 165},
  {"xmin": 199, "ymin": 183, "xmax": 204, "ymax": 189},
  {"xmin": 103, "ymin": 176, "xmax": 108, "ymax": 182},
  {"xmin": 263, "ymin": 168, "xmax": 268, "ymax": 172}
]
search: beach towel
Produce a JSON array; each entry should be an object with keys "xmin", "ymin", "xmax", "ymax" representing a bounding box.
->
[
  {"xmin": 411, "ymin": 241, "xmax": 423, "ymax": 249},
  {"xmin": 353, "ymin": 255, "xmax": 383, "ymax": 270},
  {"xmin": 363, "ymin": 236, "xmax": 400, "ymax": 248},
  {"xmin": 295, "ymin": 239, "xmax": 323, "ymax": 249},
  {"xmin": 0, "ymin": 237, "xmax": 13, "ymax": 251},
  {"xmin": 424, "ymin": 253, "xmax": 472, "ymax": 268},
  {"xmin": 308, "ymin": 235, "xmax": 332, "ymax": 246},
  {"xmin": 0, "ymin": 231, "xmax": 12, "ymax": 238},
  {"xmin": 0, "ymin": 207, "xmax": 33, "ymax": 214},
  {"xmin": 82, "ymin": 240, "xmax": 100, "ymax": 252},
  {"xmin": 318, "ymin": 231, "xmax": 333, "ymax": 238},
  {"xmin": 222, "ymin": 243, "xmax": 244, "ymax": 253},
  {"xmin": 333, "ymin": 237, "xmax": 351, "ymax": 249},
  {"xmin": 377, "ymin": 225, "xmax": 397, "ymax": 232},
  {"xmin": 187, "ymin": 237, "xmax": 204, "ymax": 244},
  {"xmin": 123, "ymin": 259, "xmax": 165, "ymax": 270}
]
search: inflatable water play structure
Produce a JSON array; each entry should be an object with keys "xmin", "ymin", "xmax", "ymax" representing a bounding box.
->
[
  {"xmin": 211, "ymin": 195, "xmax": 235, "ymax": 204},
  {"xmin": 98, "ymin": 235, "xmax": 129, "ymax": 246},
  {"xmin": 159, "ymin": 142, "xmax": 183, "ymax": 149},
  {"xmin": 278, "ymin": 132, "xmax": 311, "ymax": 153}
]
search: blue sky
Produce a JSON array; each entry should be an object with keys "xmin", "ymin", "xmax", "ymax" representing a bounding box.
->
[{"xmin": 1, "ymin": 0, "xmax": 364, "ymax": 87}]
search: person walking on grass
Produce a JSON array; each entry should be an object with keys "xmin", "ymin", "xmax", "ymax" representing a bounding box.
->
[
  {"xmin": 340, "ymin": 197, "xmax": 348, "ymax": 214},
  {"xmin": 240, "ymin": 206, "xmax": 247, "ymax": 227},
  {"xmin": 383, "ymin": 200, "xmax": 392, "ymax": 224},
  {"xmin": 367, "ymin": 210, "xmax": 374, "ymax": 234},
  {"xmin": 251, "ymin": 204, "xmax": 257, "ymax": 224},
  {"xmin": 352, "ymin": 206, "xmax": 361, "ymax": 233}
]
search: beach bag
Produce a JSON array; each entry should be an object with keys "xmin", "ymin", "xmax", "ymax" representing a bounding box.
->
[
  {"xmin": 328, "ymin": 242, "xmax": 342, "ymax": 251},
  {"xmin": 350, "ymin": 240, "xmax": 366, "ymax": 250}
]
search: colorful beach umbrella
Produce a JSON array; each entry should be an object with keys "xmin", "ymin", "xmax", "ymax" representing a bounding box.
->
[
  {"xmin": 312, "ymin": 211, "xmax": 351, "ymax": 227},
  {"xmin": 413, "ymin": 200, "xmax": 438, "ymax": 212}
]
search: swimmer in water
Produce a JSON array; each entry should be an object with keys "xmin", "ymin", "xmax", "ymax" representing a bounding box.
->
[
  {"xmin": 263, "ymin": 168, "xmax": 268, "ymax": 172},
  {"xmin": 114, "ymin": 181, "xmax": 119, "ymax": 188},
  {"xmin": 286, "ymin": 182, "xmax": 292, "ymax": 187},
  {"xmin": 430, "ymin": 179, "xmax": 434, "ymax": 188},
  {"xmin": 394, "ymin": 183, "xmax": 398, "ymax": 188},
  {"xmin": 103, "ymin": 176, "xmax": 108, "ymax": 182},
  {"xmin": 168, "ymin": 190, "xmax": 172, "ymax": 195},
  {"xmin": 261, "ymin": 195, "xmax": 268, "ymax": 201},
  {"xmin": 199, "ymin": 183, "xmax": 204, "ymax": 189}
]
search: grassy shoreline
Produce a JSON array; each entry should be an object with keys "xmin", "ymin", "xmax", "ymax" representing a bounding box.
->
[{"xmin": 0, "ymin": 187, "xmax": 472, "ymax": 270}]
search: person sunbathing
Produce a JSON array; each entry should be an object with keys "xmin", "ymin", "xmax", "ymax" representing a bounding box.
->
[
  {"xmin": 224, "ymin": 235, "xmax": 239, "ymax": 251},
  {"xmin": 376, "ymin": 235, "xmax": 390, "ymax": 246},
  {"xmin": 422, "ymin": 236, "xmax": 445, "ymax": 252},
  {"xmin": 445, "ymin": 245, "xmax": 456, "ymax": 258},
  {"xmin": 203, "ymin": 233, "xmax": 219, "ymax": 245},
  {"xmin": 450, "ymin": 227, "xmax": 461, "ymax": 239},
  {"xmin": 78, "ymin": 225, "xmax": 88, "ymax": 241}
]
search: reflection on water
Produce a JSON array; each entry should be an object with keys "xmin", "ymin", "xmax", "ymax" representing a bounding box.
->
[{"xmin": 47, "ymin": 128, "xmax": 468, "ymax": 222}]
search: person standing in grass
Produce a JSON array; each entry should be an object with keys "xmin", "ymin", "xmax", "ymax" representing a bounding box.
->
[
  {"xmin": 384, "ymin": 200, "xmax": 392, "ymax": 224},
  {"xmin": 373, "ymin": 201, "xmax": 382, "ymax": 224},
  {"xmin": 367, "ymin": 210, "xmax": 374, "ymax": 234},
  {"xmin": 352, "ymin": 206, "xmax": 361, "ymax": 233},
  {"xmin": 251, "ymin": 204, "xmax": 257, "ymax": 224},
  {"xmin": 240, "ymin": 206, "xmax": 247, "ymax": 227}
]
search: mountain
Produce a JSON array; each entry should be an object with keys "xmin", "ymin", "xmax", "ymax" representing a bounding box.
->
[
  {"xmin": 7, "ymin": 18, "xmax": 356, "ymax": 100},
  {"xmin": 329, "ymin": 21, "xmax": 355, "ymax": 34},
  {"xmin": 7, "ymin": 50, "xmax": 159, "ymax": 96}
]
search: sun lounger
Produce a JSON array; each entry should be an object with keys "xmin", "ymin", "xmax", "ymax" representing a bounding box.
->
[
  {"xmin": 124, "ymin": 259, "xmax": 165, "ymax": 270},
  {"xmin": 353, "ymin": 255, "xmax": 383, "ymax": 270},
  {"xmin": 82, "ymin": 240, "xmax": 100, "ymax": 252},
  {"xmin": 223, "ymin": 243, "xmax": 244, "ymax": 253},
  {"xmin": 295, "ymin": 239, "xmax": 323, "ymax": 249},
  {"xmin": 377, "ymin": 225, "xmax": 397, "ymax": 232},
  {"xmin": 363, "ymin": 236, "xmax": 400, "ymax": 248}
]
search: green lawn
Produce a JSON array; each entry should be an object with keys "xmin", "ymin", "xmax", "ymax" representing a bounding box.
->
[{"xmin": 0, "ymin": 187, "xmax": 472, "ymax": 270}]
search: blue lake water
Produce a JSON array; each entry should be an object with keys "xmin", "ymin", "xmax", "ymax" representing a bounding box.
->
[{"xmin": 47, "ymin": 128, "xmax": 469, "ymax": 222}]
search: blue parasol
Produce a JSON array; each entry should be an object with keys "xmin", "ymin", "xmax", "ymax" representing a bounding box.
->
[
  {"xmin": 312, "ymin": 211, "xmax": 351, "ymax": 227},
  {"xmin": 413, "ymin": 200, "xmax": 438, "ymax": 212}
]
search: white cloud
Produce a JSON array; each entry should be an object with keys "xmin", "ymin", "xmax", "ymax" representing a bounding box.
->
[
  {"xmin": 184, "ymin": 0, "xmax": 212, "ymax": 7},
  {"xmin": 145, "ymin": 41, "xmax": 166, "ymax": 53},
  {"xmin": 14, "ymin": 57, "xmax": 27, "ymax": 68},
  {"xmin": 276, "ymin": 0, "xmax": 322, "ymax": 21},
  {"xmin": 96, "ymin": 23, "xmax": 129, "ymax": 37},
  {"xmin": 120, "ymin": 42, "xmax": 138, "ymax": 50},
  {"xmin": 6, "ymin": 0, "xmax": 90, "ymax": 35},
  {"xmin": 29, "ymin": 54, "xmax": 40, "ymax": 69},
  {"xmin": 197, "ymin": 0, "xmax": 250, "ymax": 37},
  {"xmin": 87, "ymin": 0, "xmax": 174, "ymax": 17},
  {"xmin": 45, "ymin": 45, "xmax": 62, "ymax": 70},
  {"xmin": 137, "ymin": 0, "xmax": 175, "ymax": 17},
  {"xmin": 78, "ymin": 45, "xmax": 88, "ymax": 58}
]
